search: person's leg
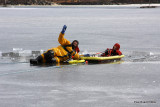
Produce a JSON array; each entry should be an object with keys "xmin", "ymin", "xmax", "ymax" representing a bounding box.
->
[
  {"xmin": 44, "ymin": 50, "xmax": 56, "ymax": 63},
  {"xmin": 36, "ymin": 55, "xmax": 43, "ymax": 63},
  {"xmin": 30, "ymin": 50, "xmax": 56, "ymax": 64},
  {"xmin": 30, "ymin": 55, "xmax": 43, "ymax": 64}
]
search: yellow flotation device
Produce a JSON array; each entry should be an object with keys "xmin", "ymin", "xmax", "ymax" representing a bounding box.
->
[
  {"xmin": 81, "ymin": 55, "xmax": 125, "ymax": 60},
  {"xmin": 68, "ymin": 59, "xmax": 85, "ymax": 64}
]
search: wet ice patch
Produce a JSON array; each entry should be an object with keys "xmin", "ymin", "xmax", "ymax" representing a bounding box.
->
[
  {"xmin": 19, "ymin": 50, "xmax": 32, "ymax": 57},
  {"xmin": 70, "ymin": 86, "xmax": 144, "ymax": 103},
  {"xmin": 123, "ymin": 51, "xmax": 160, "ymax": 63},
  {"xmin": 1, "ymin": 48, "xmax": 43, "ymax": 63},
  {"xmin": 150, "ymin": 52, "xmax": 154, "ymax": 56},
  {"xmin": 13, "ymin": 48, "xmax": 32, "ymax": 57},
  {"xmin": 78, "ymin": 99, "xmax": 97, "ymax": 103},
  {"xmin": 71, "ymin": 85, "xmax": 160, "ymax": 104},
  {"xmin": 13, "ymin": 48, "xmax": 23, "ymax": 53}
]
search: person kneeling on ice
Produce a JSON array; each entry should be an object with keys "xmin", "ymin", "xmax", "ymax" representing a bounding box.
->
[
  {"xmin": 101, "ymin": 43, "xmax": 122, "ymax": 56},
  {"xmin": 30, "ymin": 25, "xmax": 80, "ymax": 64}
]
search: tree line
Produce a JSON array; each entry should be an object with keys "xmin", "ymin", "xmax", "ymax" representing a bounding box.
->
[{"xmin": 0, "ymin": 0, "xmax": 160, "ymax": 5}]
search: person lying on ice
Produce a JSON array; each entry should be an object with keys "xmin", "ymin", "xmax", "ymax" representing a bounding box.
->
[
  {"xmin": 101, "ymin": 43, "xmax": 122, "ymax": 56},
  {"xmin": 30, "ymin": 25, "xmax": 80, "ymax": 64}
]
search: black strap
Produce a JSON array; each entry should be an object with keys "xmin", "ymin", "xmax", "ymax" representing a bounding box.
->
[
  {"xmin": 57, "ymin": 45, "xmax": 75, "ymax": 59},
  {"xmin": 62, "ymin": 45, "xmax": 73, "ymax": 54},
  {"xmin": 63, "ymin": 44, "xmax": 72, "ymax": 47}
]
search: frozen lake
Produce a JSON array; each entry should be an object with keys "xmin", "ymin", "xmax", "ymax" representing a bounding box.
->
[{"xmin": 0, "ymin": 5, "xmax": 160, "ymax": 107}]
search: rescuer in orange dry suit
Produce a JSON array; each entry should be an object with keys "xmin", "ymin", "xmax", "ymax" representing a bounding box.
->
[
  {"xmin": 101, "ymin": 43, "xmax": 122, "ymax": 56},
  {"xmin": 30, "ymin": 25, "xmax": 80, "ymax": 64}
]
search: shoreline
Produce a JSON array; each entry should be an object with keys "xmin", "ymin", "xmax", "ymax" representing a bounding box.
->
[{"xmin": 0, "ymin": 4, "xmax": 160, "ymax": 8}]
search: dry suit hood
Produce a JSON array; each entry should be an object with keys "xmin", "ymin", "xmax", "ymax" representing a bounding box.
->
[
  {"xmin": 72, "ymin": 40, "xmax": 79, "ymax": 49},
  {"xmin": 72, "ymin": 40, "xmax": 79, "ymax": 45},
  {"xmin": 114, "ymin": 43, "xmax": 120, "ymax": 50}
]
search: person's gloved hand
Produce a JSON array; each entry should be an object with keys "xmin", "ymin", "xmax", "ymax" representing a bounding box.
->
[
  {"xmin": 61, "ymin": 25, "xmax": 67, "ymax": 34},
  {"xmin": 84, "ymin": 54, "xmax": 90, "ymax": 57}
]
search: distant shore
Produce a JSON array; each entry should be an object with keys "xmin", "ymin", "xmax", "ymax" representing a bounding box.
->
[{"xmin": 1, "ymin": 4, "xmax": 160, "ymax": 8}]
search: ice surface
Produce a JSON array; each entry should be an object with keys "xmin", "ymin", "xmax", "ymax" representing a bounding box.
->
[
  {"xmin": 0, "ymin": 51, "xmax": 2, "ymax": 57},
  {"xmin": 0, "ymin": 5, "xmax": 160, "ymax": 107},
  {"xmin": 19, "ymin": 50, "xmax": 32, "ymax": 56}
]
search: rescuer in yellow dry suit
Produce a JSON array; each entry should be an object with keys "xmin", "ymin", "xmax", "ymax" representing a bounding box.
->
[{"xmin": 30, "ymin": 25, "xmax": 80, "ymax": 64}]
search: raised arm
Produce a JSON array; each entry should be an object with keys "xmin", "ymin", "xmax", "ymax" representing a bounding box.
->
[{"xmin": 58, "ymin": 25, "xmax": 71, "ymax": 45}]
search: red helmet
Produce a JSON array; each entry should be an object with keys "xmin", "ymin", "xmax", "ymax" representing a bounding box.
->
[{"xmin": 114, "ymin": 43, "xmax": 120, "ymax": 50}]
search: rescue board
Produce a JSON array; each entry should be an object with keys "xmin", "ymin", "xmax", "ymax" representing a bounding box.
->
[
  {"xmin": 81, "ymin": 55, "xmax": 125, "ymax": 63},
  {"xmin": 30, "ymin": 59, "xmax": 85, "ymax": 65},
  {"xmin": 68, "ymin": 59, "xmax": 85, "ymax": 64}
]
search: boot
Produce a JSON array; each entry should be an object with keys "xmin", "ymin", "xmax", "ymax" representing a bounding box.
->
[
  {"xmin": 30, "ymin": 55, "xmax": 43, "ymax": 65},
  {"xmin": 30, "ymin": 59, "xmax": 38, "ymax": 64}
]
